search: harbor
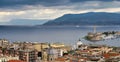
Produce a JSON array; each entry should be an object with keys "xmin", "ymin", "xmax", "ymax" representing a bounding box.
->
[{"xmin": 85, "ymin": 26, "xmax": 120, "ymax": 41}]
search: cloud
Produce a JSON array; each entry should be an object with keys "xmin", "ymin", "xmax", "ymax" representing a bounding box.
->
[
  {"xmin": 0, "ymin": 0, "xmax": 120, "ymax": 24},
  {"xmin": 0, "ymin": 0, "xmax": 69, "ymax": 8},
  {"xmin": 69, "ymin": 0, "xmax": 119, "ymax": 2},
  {"xmin": 0, "ymin": 0, "xmax": 118, "ymax": 9}
]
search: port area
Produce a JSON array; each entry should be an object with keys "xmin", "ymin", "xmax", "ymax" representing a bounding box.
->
[{"xmin": 84, "ymin": 31, "xmax": 120, "ymax": 41}]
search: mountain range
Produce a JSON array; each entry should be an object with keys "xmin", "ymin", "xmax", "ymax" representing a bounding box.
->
[{"xmin": 43, "ymin": 12, "xmax": 120, "ymax": 26}]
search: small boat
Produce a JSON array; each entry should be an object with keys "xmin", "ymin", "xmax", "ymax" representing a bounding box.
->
[{"xmin": 76, "ymin": 25, "xmax": 80, "ymax": 27}]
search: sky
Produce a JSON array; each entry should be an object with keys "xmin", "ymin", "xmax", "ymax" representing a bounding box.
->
[{"xmin": 0, "ymin": 0, "xmax": 120, "ymax": 25}]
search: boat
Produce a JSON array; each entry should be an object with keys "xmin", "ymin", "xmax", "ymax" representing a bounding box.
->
[{"xmin": 76, "ymin": 25, "xmax": 80, "ymax": 27}]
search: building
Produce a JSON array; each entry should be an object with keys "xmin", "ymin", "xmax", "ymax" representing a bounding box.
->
[
  {"xmin": 76, "ymin": 39, "xmax": 83, "ymax": 49},
  {"xmin": 7, "ymin": 48, "xmax": 19, "ymax": 57},
  {"xmin": 48, "ymin": 48, "xmax": 60, "ymax": 61},
  {"xmin": 8, "ymin": 60, "xmax": 24, "ymax": 62},
  {"xmin": 42, "ymin": 50, "xmax": 48, "ymax": 61},
  {"xmin": 33, "ymin": 43, "xmax": 49, "ymax": 51},
  {"xmin": 0, "ymin": 56, "xmax": 19, "ymax": 62},
  {"xmin": 89, "ymin": 45, "xmax": 113, "ymax": 55},
  {"xmin": 19, "ymin": 49, "xmax": 37, "ymax": 62},
  {"xmin": 0, "ymin": 39, "xmax": 9, "ymax": 47}
]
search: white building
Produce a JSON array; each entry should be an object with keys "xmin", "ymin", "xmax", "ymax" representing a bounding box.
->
[
  {"xmin": 0, "ymin": 39, "xmax": 9, "ymax": 47},
  {"xmin": 76, "ymin": 39, "xmax": 83, "ymax": 49},
  {"xmin": 0, "ymin": 56, "xmax": 19, "ymax": 62},
  {"xmin": 48, "ymin": 48, "xmax": 64, "ymax": 61}
]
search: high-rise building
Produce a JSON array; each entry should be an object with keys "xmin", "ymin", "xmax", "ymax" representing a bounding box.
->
[{"xmin": 19, "ymin": 49, "xmax": 37, "ymax": 62}]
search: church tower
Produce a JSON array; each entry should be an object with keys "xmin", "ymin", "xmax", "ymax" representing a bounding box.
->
[{"xmin": 76, "ymin": 39, "xmax": 83, "ymax": 48}]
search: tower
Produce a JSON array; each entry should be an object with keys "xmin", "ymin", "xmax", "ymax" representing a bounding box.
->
[{"xmin": 76, "ymin": 39, "xmax": 83, "ymax": 48}]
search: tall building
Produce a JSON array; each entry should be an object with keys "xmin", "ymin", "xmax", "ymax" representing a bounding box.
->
[
  {"xmin": 33, "ymin": 43, "xmax": 49, "ymax": 61},
  {"xmin": 42, "ymin": 50, "xmax": 48, "ymax": 61},
  {"xmin": 0, "ymin": 39, "xmax": 9, "ymax": 47},
  {"xmin": 19, "ymin": 49, "xmax": 37, "ymax": 62}
]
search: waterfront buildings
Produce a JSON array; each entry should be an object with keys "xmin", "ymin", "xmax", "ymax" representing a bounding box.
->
[{"xmin": 0, "ymin": 39, "xmax": 119, "ymax": 62}]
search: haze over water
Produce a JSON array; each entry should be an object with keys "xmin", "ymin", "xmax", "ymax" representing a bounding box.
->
[{"xmin": 0, "ymin": 26, "xmax": 120, "ymax": 47}]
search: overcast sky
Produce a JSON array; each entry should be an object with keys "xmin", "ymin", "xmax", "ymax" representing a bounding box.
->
[{"xmin": 0, "ymin": 0, "xmax": 120, "ymax": 24}]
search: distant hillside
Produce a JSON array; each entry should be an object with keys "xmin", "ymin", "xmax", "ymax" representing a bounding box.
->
[
  {"xmin": 43, "ymin": 12, "xmax": 120, "ymax": 26},
  {"xmin": 7, "ymin": 19, "xmax": 48, "ymax": 25}
]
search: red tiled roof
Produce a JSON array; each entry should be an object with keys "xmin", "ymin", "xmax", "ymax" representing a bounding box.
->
[
  {"xmin": 8, "ymin": 60, "xmax": 24, "ymax": 62},
  {"xmin": 103, "ymin": 53, "xmax": 120, "ymax": 58},
  {"xmin": 56, "ymin": 57, "xmax": 66, "ymax": 62}
]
